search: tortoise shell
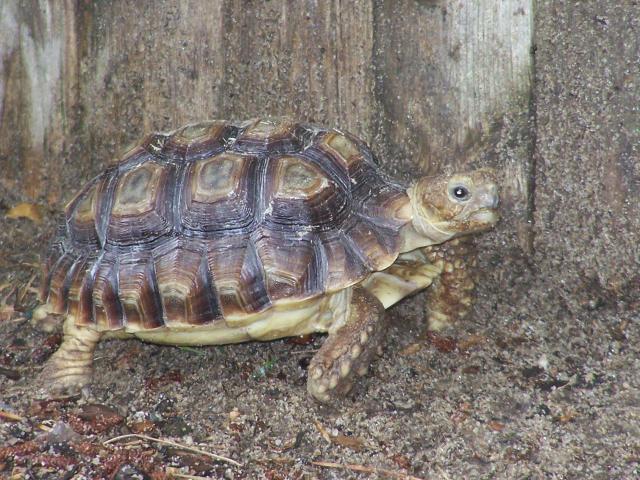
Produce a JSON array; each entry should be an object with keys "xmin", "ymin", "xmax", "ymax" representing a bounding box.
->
[{"xmin": 40, "ymin": 118, "xmax": 410, "ymax": 331}]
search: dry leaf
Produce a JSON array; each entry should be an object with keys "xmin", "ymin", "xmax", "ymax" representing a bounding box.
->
[
  {"xmin": 314, "ymin": 420, "xmax": 366, "ymax": 451},
  {"xmin": 330, "ymin": 434, "xmax": 365, "ymax": 451},
  {"xmin": 555, "ymin": 410, "xmax": 578, "ymax": 424},
  {"xmin": 488, "ymin": 420, "xmax": 505, "ymax": 431},
  {"xmin": 458, "ymin": 334, "xmax": 486, "ymax": 351},
  {"xmin": 6, "ymin": 202, "xmax": 44, "ymax": 224},
  {"xmin": 314, "ymin": 420, "xmax": 332, "ymax": 443}
]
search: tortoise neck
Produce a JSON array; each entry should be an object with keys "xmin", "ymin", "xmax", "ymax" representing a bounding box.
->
[{"xmin": 399, "ymin": 184, "xmax": 455, "ymax": 252}]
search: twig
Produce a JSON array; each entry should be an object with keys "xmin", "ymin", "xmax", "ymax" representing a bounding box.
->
[
  {"xmin": 168, "ymin": 472, "xmax": 217, "ymax": 480},
  {"xmin": 288, "ymin": 349, "xmax": 319, "ymax": 355},
  {"xmin": 18, "ymin": 272, "xmax": 38, "ymax": 303},
  {"xmin": 0, "ymin": 410, "xmax": 25, "ymax": 422},
  {"xmin": 0, "ymin": 409, "xmax": 52, "ymax": 432},
  {"xmin": 313, "ymin": 420, "xmax": 332, "ymax": 444},
  {"xmin": 104, "ymin": 433, "xmax": 242, "ymax": 467},
  {"xmin": 311, "ymin": 460, "xmax": 426, "ymax": 480}
]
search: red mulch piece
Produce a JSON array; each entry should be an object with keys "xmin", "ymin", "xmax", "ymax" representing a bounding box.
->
[
  {"xmin": 144, "ymin": 369, "xmax": 183, "ymax": 390},
  {"xmin": 424, "ymin": 331, "xmax": 458, "ymax": 353},
  {"xmin": 69, "ymin": 404, "xmax": 125, "ymax": 434}
]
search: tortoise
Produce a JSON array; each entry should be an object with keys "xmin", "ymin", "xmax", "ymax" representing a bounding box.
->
[{"xmin": 34, "ymin": 117, "xmax": 499, "ymax": 402}]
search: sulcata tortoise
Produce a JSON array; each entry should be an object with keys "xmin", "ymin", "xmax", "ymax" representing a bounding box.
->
[{"xmin": 35, "ymin": 117, "xmax": 499, "ymax": 402}]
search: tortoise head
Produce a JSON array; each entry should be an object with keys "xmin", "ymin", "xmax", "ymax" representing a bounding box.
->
[{"xmin": 408, "ymin": 168, "xmax": 500, "ymax": 243}]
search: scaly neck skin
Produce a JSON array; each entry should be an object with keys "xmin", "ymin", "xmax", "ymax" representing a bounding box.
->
[{"xmin": 399, "ymin": 184, "xmax": 455, "ymax": 253}]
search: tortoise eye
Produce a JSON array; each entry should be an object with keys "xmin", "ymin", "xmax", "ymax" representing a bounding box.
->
[{"xmin": 450, "ymin": 185, "xmax": 470, "ymax": 201}]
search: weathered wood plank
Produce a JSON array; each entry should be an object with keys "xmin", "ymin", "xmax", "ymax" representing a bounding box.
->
[
  {"xmin": 0, "ymin": 0, "xmax": 73, "ymax": 204},
  {"xmin": 373, "ymin": 0, "xmax": 534, "ymax": 251},
  {"xmin": 77, "ymin": 0, "xmax": 373, "ymax": 154},
  {"xmin": 1, "ymin": 0, "xmax": 375, "ymax": 207},
  {"xmin": 217, "ymin": 1, "xmax": 374, "ymax": 135}
]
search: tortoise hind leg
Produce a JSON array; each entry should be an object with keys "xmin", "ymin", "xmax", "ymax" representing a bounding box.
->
[
  {"xmin": 39, "ymin": 316, "xmax": 102, "ymax": 396},
  {"xmin": 307, "ymin": 287, "xmax": 385, "ymax": 402}
]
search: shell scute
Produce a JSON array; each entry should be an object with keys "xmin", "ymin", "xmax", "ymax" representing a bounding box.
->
[
  {"xmin": 205, "ymin": 235, "xmax": 271, "ymax": 319},
  {"xmin": 318, "ymin": 231, "xmax": 370, "ymax": 292},
  {"xmin": 180, "ymin": 152, "xmax": 260, "ymax": 235},
  {"xmin": 344, "ymin": 217, "xmax": 399, "ymax": 270},
  {"xmin": 65, "ymin": 179, "xmax": 100, "ymax": 248},
  {"xmin": 91, "ymin": 253, "xmax": 123, "ymax": 329},
  {"xmin": 107, "ymin": 162, "xmax": 174, "ymax": 246},
  {"xmin": 117, "ymin": 251, "xmax": 163, "ymax": 330},
  {"xmin": 252, "ymin": 228, "xmax": 323, "ymax": 300},
  {"xmin": 66, "ymin": 254, "xmax": 95, "ymax": 325},
  {"xmin": 263, "ymin": 155, "xmax": 349, "ymax": 231},
  {"xmin": 172, "ymin": 120, "xmax": 239, "ymax": 160},
  {"xmin": 232, "ymin": 118, "xmax": 305, "ymax": 154},
  {"xmin": 46, "ymin": 250, "xmax": 80, "ymax": 313},
  {"xmin": 153, "ymin": 239, "xmax": 222, "ymax": 326}
]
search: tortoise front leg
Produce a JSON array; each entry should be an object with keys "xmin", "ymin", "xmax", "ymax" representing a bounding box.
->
[
  {"xmin": 39, "ymin": 316, "xmax": 102, "ymax": 396},
  {"xmin": 362, "ymin": 250, "xmax": 443, "ymax": 309},
  {"xmin": 307, "ymin": 287, "xmax": 385, "ymax": 402},
  {"xmin": 423, "ymin": 238, "xmax": 476, "ymax": 330}
]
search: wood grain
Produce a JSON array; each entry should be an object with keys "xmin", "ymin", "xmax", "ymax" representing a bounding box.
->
[{"xmin": 373, "ymin": 0, "xmax": 534, "ymax": 250}]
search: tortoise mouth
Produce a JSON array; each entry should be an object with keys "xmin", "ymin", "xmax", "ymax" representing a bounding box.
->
[{"xmin": 469, "ymin": 208, "xmax": 500, "ymax": 227}]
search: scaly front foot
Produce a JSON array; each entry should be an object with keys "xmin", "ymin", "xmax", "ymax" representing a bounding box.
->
[{"xmin": 307, "ymin": 287, "xmax": 385, "ymax": 402}]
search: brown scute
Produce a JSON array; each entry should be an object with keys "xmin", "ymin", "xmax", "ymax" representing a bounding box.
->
[
  {"xmin": 107, "ymin": 162, "xmax": 174, "ymax": 245},
  {"xmin": 183, "ymin": 122, "xmax": 240, "ymax": 159},
  {"xmin": 180, "ymin": 153, "xmax": 260, "ymax": 234},
  {"xmin": 263, "ymin": 155, "xmax": 349, "ymax": 230},
  {"xmin": 278, "ymin": 158, "xmax": 325, "ymax": 197},
  {"xmin": 253, "ymin": 228, "xmax": 324, "ymax": 300},
  {"xmin": 66, "ymin": 255, "xmax": 95, "ymax": 325},
  {"xmin": 117, "ymin": 252, "xmax": 164, "ymax": 329},
  {"xmin": 46, "ymin": 251, "xmax": 79, "ymax": 313},
  {"xmin": 115, "ymin": 167, "xmax": 154, "ymax": 209},
  {"xmin": 65, "ymin": 167, "xmax": 118, "ymax": 249},
  {"xmin": 154, "ymin": 240, "xmax": 222, "ymax": 325},
  {"xmin": 232, "ymin": 117, "xmax": 305, "ymax": 154},
  {"xmin": 318, "ymin": 231, "xmax": 370, "ymax": 292},
  {"xmin": 355, "ymin": 182, "xmax": 409, "ymax": 229},
  {"xmin": 112, "ymin": 163, "xmax": 161, "ymax": 214},
  {"xmin": 41, "ymin": 118, "xmax": 411, "ymax": 330},
  {"xmin": 93, "ymin": 166, "xmax": 119, "ymax": 247},
  {"xmin": 195, "ymin": 156, "xmax": 238, "ymax": 200},
  {"xmin": 205, "ymin": 235, "xmax": 271, "ymax": 317},
  {"xmin": 162, "ymin": 120, "xmax": 238, "ymax": 161},
  {"xmin": 343, "ymin": 216, "xmax": 399, "ymax": 271},
  {"xmin": 91, "ymin": 254, "xmax": 123, "ymax": 329},
  {"xmin": 302, "ymin": 143, "xmax": 350, "ymax": 191},
  {"xmin": 65, "ymin": 179, "xmax": 100, "ymax": 247},
  {"xmin": 320, "ymin": 131, "xmax": 363, "ymax": 168}
]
